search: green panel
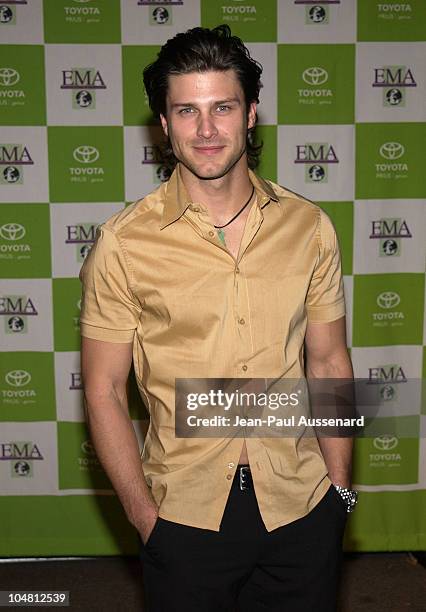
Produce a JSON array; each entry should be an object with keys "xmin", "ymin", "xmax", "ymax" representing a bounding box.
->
[
  {"xmin": 353, "ymin": 419, "xmax": 419, "ymax": 485},
  {"xmin": 57, "ymin": 421, "xmax": 113, "ymax": 490},
  {"xmin": 122, "ymin": 45, "xmax": 161, "ymax": 126},
  {"xmin": 47, "ymin": 127, "xmax": 124, "ymax": 202},
  {"xmin": 52, "ymin": 278, "xmax": 82, "ymax": 352},
  {"xmin": 344, "ymin": 490, "xmax": 426, "ymax": 551},
  {"xmin": 356, "ymin": 123, "xmax": 426, "ymax": 199},
  {"xmin": 353, "ymin": 273, "xmax": 425, "ymax": 346},
  {"xmin": 317, "ymin": 202, "xmax": 353, "ymax": 276},
  {"xmin": 422, "ymin": 347, "xmax": 426, "ymax": 416},
  {"xmin": 0, "ymin": 204, "xmax": 51, "ymax": 278},
  {"xmin": 278, "ymin": 44, "xmax": 355, "ymax": 124},
  {"xmin": 357, "ymin": 0, "xmax": 426, "ymax": 42},
  {"xmin": 0, "ymin": 496, "xmax": 138, "ymax": 556},
  {"xmin": 43, "ymin": 0, "xmax": 121, "ymax": 44},
  {"xmin": 200, "ymin": 0, "xmax": 277, "ymax": 42},
  {"xmin": 254, "ymin": 125, "xmax": 277, "ymax": 183},
  {"xmin": 0, "ymin": 352, "xmax": 55, "ymax": 421},
  {"xmin": 0, "ymin": 46, "xmax": 46, "ymax": 125}
]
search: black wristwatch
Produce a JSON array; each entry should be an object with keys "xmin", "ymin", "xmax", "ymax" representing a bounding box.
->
[{"xmin": 333, "ymin": 484, "xmax": 358, "ymax": 513}]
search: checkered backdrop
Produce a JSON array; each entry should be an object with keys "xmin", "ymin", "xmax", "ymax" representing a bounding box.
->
[{"xmin": 0, "ymin": 0, "xmax": 425, "ymax": 555}]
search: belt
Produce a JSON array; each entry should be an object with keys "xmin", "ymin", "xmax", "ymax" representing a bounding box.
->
[{"xmin": 236, "ymin": 464, "xmax": 253, "ymax": 491}]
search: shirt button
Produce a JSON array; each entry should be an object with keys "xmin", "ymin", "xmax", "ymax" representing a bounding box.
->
[
  {"xmin": 239, "ymin": 318, "xmax": 245, "ymax": 325},
  {"xmin": 193, "ymin": 206, "xmax": 200, "ymax": 213},
  {"xmin": 235, "ymin": 267, "xmax": 240, "ymax": 274},
  {"xmin": 242, "ymin": 365, "xmax": 248, "ymax": 372},
  {"xmin": 209, "ymin": 230, "xmax": 215, "ymax": 237},
  {"xmin": 228, "ymin": 462, "xmax": 235, "ymax": 469},
  {"xmin": 226, "ymin": 474, "xmax": 232, "ymax": 480}
]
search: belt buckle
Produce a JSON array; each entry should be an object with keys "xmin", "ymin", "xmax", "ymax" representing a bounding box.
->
[{"xmin": 239, "ymin": 466, "xmax": 250, "ymax": 491}]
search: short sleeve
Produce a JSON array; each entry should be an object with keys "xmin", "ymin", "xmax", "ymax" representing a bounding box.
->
[
  {"xmin": 305, "ymin": 210, "xmax": 346, "ymax": 323},
  {"xmin": 79, "ymin": 226, "xmax": 141, "ymax": 343}
]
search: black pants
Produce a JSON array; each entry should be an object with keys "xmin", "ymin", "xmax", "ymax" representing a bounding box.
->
[{"xmin": 140, "ymin": 468, "xmax": 347, "ymax": 612}]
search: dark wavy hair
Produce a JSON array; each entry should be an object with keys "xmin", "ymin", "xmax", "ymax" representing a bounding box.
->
[{"xmin": 143, "ymin": 25, "xmax": 263, "ymax": 169}]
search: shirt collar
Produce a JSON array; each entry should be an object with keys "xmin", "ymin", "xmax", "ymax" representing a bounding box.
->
[{"xmin": 160, "ymin": 163, "xmax": 280, "ymax": 230}]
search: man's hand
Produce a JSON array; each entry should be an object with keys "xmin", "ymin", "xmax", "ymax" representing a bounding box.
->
[{"xmin": 138, "ymin": 505, "xmax": 160, "ymax": 545}]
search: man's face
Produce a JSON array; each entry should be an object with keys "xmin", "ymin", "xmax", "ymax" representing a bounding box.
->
[{"xmin": 160, "ymin": 70, "xmax": 257, "ymax": 181}]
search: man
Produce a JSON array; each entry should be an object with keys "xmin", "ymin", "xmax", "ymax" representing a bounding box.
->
[{"xmin": 80, "ymin": 25, "xmax": 356, "ymax": 611}]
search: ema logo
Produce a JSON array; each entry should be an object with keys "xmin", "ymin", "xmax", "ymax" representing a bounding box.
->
[
  {"xmin": 0, "ymin": 294, "xmax": 38, "ymax": 334},
  {"xmin": 150, "ymin": 7, "xmax": 171, "ymax": 24},
  {"xmin": 294, "ymin": 142, "xmax": 338, "ymax": 183},
  {"xmin": 137, "ymin": 0, "xmax": 183, "ymax": 3},
  {"xmin": 372, "ymin": 65, "xmax": 417, "ymax": 108},
  {"xmin": 65, "ymin": 222, "xmax": 98, "ymax": 262},
  {"xmin": 69, "ymin": 371, "xmax": 83, "ymax": 390},
  {"xmin": 1, "ymin": 440, "xmax": 43, "ymax": 479},
  {"xmin": 141, "ymin": 144, "xmax": 172, "ymax": 184},
  {"xmin": 298, "ymin": 67, "xmax": 332, "ymax": 105},
  {"xmin": 0, "ymin": 0, "xmax": 27, "ymax": 25},
  {"xmin": 294, "ymin": 0, "xmax": 340, "ymax": 24},
  {"xmin": 70, "ymin": 145, "xmax": 104, "ymax": 184},
  {"xmin": 368, "ymin": 364, "xmax": 407, "ymax": 402},
  {"xmin": 376, "ymin": 141, "xmax": 408, "ymax": 180},
  {"xmin": 372, "ymin": 291, "xmax": 404, "ymax": 327},
  {"xmin": 61, "ymin": 67, "xmax": 106, "ymax": 110},
  {"xmin": 369, "ymin": 217, "xmax": 412, "ymax": 257},
  {"xmin": 0, "ymin": 144, "xmax": 34, "ymax": 185}
]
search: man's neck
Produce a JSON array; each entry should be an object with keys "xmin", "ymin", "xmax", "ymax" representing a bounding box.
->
[{"xmin": 179, "ymin": 161, "xmax": 254, "ymax": 225}]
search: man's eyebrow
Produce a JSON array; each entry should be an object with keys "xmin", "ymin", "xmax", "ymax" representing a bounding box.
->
[{"xmin": 170, "ymin": 98, "xmax": 241, "ymax": 109}]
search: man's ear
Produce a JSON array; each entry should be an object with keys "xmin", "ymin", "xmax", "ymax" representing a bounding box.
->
[
  {"xmin": 247, "ymin": 102, "xmax": 257, "ymax": 130},
  {"xmin": 160, "ymin": 113, "xmax": 168, "ymax": 137}
]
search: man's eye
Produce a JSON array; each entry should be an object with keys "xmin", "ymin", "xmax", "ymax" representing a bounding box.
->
[
  {"xmin": 217, "ymin": 105, "xmax": 230, "ymax": 112},
  {"xmin": 179, "ymin": 108, "xmax": 194, "ymax": 114}
]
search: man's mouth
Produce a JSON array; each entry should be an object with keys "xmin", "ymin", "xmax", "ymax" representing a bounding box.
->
[{"xmin": 193, "ymin": 145, "xmax": 225, "ymax": 156}]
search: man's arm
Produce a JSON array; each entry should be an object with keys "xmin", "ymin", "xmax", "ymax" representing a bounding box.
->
[
  {"xmin": 81, "ymin": 336, "xmax": 158, "ymax": 542},
  {"xmin": 304, "ymin": 316, "xmax": 354, "ymax": 488}
]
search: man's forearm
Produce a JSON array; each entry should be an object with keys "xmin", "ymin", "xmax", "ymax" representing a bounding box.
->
[
  {"xmin": 306, "ymin": 349, "xmax": 354, "ymax": 488},
  {"xmin": 84, "ymin": 389, "xmax": 157, "ymax": 532}
]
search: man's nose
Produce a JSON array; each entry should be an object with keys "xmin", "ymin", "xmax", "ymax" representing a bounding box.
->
[{"xmin": 196, "ymin": 113, "xmax": 218, "ymax": 140}]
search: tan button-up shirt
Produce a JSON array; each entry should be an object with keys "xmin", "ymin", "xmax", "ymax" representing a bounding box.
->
[{"xmin": 79, "ymin": 163, "xmax": 346, "ymax": 532}]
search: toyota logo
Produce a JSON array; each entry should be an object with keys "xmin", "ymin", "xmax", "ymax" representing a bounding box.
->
[
  {"xmin": 0, "ymin": 223, "xmax": 26, "ymax": 241},
  {"xmin": 373, "ymin": 435, "xmax": 398, "ymax": 451},
  {"xmin": 5, "ymin": 369, "xmax": 32, "ymax": 387},
  {"xmin": 302, "ymin": 67, "xmax": 328, "ymax": 86},
  {"xmin": 0, "ymin": 68, "xmax": 20, "ymax": 87},
  {"xmin": 81, "ymin": 440, "xmax": 96, "ymax": 455},
  {"xmin": 379, "ymin": 142, "xmax": 405, "ymax": 160},
  {"xmin": 73, "ymin": 145, "xmax": 99, "ymax": 164},
  {"xmin": 376, "ymin": 291, "xmax": 400, "ymax": 309}
]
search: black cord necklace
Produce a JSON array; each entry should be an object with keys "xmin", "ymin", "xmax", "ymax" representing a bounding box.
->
[{"xmin": 213, "ymin": 185, "xmax": 255, "ymax": 229}]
